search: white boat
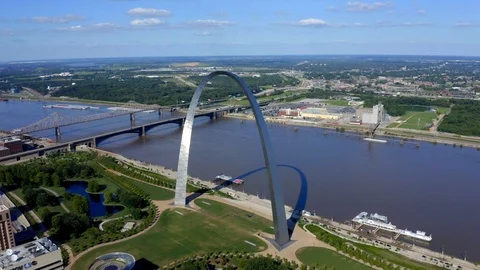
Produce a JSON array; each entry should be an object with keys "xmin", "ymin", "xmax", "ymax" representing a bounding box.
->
[
  {"xmin": 352, "ymin": 212, "xmax": 432, "ymax": 242},
  {"xmin": 363, "ymin": 138, "xmax": 387, "ymax": 143}
]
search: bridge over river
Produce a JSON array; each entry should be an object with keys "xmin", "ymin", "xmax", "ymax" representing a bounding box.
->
[{"xmin": 0, "ymin": 107, "xmax": 240, "ymax": 165}]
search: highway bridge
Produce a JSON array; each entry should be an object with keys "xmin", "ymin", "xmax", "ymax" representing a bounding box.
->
[{"xmin": 0, "ymin": 107, "xmax": 238, "ymax": 165}]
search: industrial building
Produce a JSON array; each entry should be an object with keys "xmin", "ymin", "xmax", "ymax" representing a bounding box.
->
[
  {"xmin": 0, "ymin": 138, "xmax": 23, "ymax": 155},
  {"xmin": 0, "ymin": 147, "xmax": 9, "ymax": 158},
  {"xmin": 0, "ymin": 205, "xmax": 15, "ymax": 252},
  {"xmin": 0, "ymin": 238, "xmax": 63, "ymax": 270},
  {"xmin": 299, "ymin": 107, "xmax": 340, "ymax": 120},
  {"xmin": 278, "ymin": 108, "xmax": 300, "ymax": 117},
  {"xmin": 362, "ymin": 104, "xmax": 385, "ymax": 124}
]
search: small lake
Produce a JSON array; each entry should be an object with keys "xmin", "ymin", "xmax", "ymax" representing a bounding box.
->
[{"xmin": 66, "ymin": 182, "xmax": 123, "ymax": 217}]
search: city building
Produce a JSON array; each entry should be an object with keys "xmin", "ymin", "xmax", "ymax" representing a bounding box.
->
[
  {"xmin": 0, "ymin": 205, "xmax": 15, "ymax": 251},
  {"xmin": 0, "ymin": 138, "xmax": 22, "ymax": 155},
  {"xmin": 0, "ymin": 147, "xmax": 9, "ymax": 158},
  {"xmin": 362, "ymin": 104, "xmax": 385, "ymax": 125},
  {"xmin": 0, "ymin": 238, "xmax": 63, "ymax": 270}
]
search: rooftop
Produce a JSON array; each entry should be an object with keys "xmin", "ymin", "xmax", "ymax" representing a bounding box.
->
[
  {"xmin": 0, "ymin": 205, "xmax": 8, "ymax": 212},
  {"xmin": 0, "ymin": 238, "xmax": 58, "ymax": 269}
]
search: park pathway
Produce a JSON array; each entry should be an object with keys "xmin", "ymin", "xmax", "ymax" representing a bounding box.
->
[
  {"xmin": 7, "ymin": 191, "xmax": 47, "ymax": 233},
  {"xmin": 40, "ymin": 187, "xmax": 70, "ymax": 213},
  {"xmin": 67, "ymin": 200, "xmax": 165, "ymax": 270}
]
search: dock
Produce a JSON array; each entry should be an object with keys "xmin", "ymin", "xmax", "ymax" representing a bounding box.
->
[
  {"xmin": 215, "ymin": 174, "xmax": 244, "ymax": 185},
  {"xmin": 352, "ymin": 212, "xmax": 432, "ymax": 242}
]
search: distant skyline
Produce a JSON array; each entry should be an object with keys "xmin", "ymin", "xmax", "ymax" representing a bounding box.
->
[{"xmin": 1, "ymin": 0, "xmax": 479, "ymax": 61}]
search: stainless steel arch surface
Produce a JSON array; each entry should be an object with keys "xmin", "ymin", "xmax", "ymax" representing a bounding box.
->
[{"xmin": 174, "ymin": 71, "xmax": 290, "ymax": 246}]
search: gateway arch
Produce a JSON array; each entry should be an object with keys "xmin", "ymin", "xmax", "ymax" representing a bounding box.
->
[{"xmin": 174, "ymin": 71, "xmax": 290, "ymax": 247}]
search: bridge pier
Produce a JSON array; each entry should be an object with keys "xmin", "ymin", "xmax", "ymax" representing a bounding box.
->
[
  {"xmin": 55, "ymin": 127, "xmax": 61, "ymax": 143},
  {"xmin": 130, "ymin": 113, "xmax": 135, "ymax": 126},
  {"xmin": 141, "ymin": 126, "xmax": 146, "ymax": 137}
]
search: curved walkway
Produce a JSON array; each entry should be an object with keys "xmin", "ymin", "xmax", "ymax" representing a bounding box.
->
[
  {"xmin": 67, "ymin": 200, "xmax": 165, "ymax": 270},
  {"xmin": 39, "ymin": 187, "xmax": 70, "ymax": 213},
  {"xmin": 98, "ymin": 215, "xmax": 131, "ymax": 231}
]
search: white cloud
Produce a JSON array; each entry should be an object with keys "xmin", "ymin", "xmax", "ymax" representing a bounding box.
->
[
  {"xmin": 127, "ymin": 8, "xmax": 171, "ymax": 17},
  {"xmin": 130, "ymin": 18, "xmax": 165, "ymax": 26},
  {"xmin": 196, "ymin": 32, "xmax": 212, "ymax": 36},
  {"xmin": 326, "ymin": 6, "xmax": 338, "ymax": 11},
  {"xmin": 347, "ymin": 1, "xmax": 392, "ymax": 12},
  {"xmin": 57, "ymin": 22, "xmax": 121, "ymax": 31},
  {"xmin": 295, "ymin": 18, "xmax": 328, "ymax": 27},
  {"xmin": 287, "ymin": 19, "xmax": 368, "ymax": 28},
  {"xmin": 455, "ymin": 21, "xmax": 480, "ymax": 27},
  {"xmin": 375, "ymin": 21, "xmax": 430, "ymax": 27},
  {"xmin": 186, "ymin": 19, "xmax": 234, "ymax": 28},
  {"xmin": 21, "ymin": 14, "xmax": 85, "ymax": 24},
  {"xmin": 418, "ymin": 9, "xmax": 426, "ymax": 15}
]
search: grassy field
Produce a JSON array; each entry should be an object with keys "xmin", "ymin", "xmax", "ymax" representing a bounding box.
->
[
  {"xmin": 296, "ymin": 247, "xmax": 372, "ymax": 270},
  {"xmin": 196, "ymin": 198, "xmax": 274, "ymax": 234},
  {"xmin": 129, "ymin": 180, "xmax": 174, "ymax": 200},
  {"xmin": 435, "ymin": 106, "xmax": 450, "ymax": 115},
  {"xmin": 324, "ymin": 99, "xmax": 349, "ymax": 106},
  {"xmin": 72, "ymin": 199, "xmax": 268, "ymax": 269},
  {"xmin": 388, "ymin": 111, "xmax": 437, "ymax": 130}
]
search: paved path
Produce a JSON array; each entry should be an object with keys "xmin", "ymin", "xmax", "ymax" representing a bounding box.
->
[
  {"xmin": 98, "ymin": 215, "xmax": 131, "ymax": 231},
  {"xmin": 40, "ymin": 187, "xmax": 70, "ymax": 213},
  {"xmin": 68, "ymin": 200, "xmax": 164, "ymax": 270},
  {"xmin": 7, "ymin": 191, "xmax": 47, "ymax": 233}
]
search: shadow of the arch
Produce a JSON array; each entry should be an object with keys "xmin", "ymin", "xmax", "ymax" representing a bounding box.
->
[{"xmin": 186, "ymin": 164, "xmax": 308, "ymax": 238}]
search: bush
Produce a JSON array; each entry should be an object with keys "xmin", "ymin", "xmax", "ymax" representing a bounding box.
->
[{"xmin": 130, "ymin": 208, "xmax": 143, "ymax": 220}]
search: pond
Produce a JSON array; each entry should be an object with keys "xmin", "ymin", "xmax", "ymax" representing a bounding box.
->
[{"xmin": 66, "ymin": 181, "xmax": 123, "ymax": 217}]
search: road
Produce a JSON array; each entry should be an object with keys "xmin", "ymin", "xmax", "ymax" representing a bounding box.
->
[
  {"xmin": 21, "ymin": 87, "xmax": 43, "ymax": 97},
  {"xmin": 174, "ymin": 76, "xmax": 197, "ymax": 88}
]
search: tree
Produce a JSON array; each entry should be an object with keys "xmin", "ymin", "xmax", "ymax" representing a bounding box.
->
[
  {"xmin": 24, "ymin": 188, "xmax": 38, "ymax": 207},
  {"xmin": 4, "ymin": 172, "xmax": 14, "ymax": 186},
  {"xmin": 38, "ymin": 208, "xmax": 54, "ymax": 227},
  {"xmin": 87, "ymin": 180, "xmax": 101, "ymax": 193},
  {"xmin": 64, "ymin": 192, "xmax": 73, "ymax": 200},
  {"xmin": 52, "ymin": 173, "xmax": 62, "ymax": 187},
  {"xmin": 244, "ymin": 257, "xmax": 291, "ymax": 270},
  {"xmin": 36, "ymin": 192, "xmax": 53, "ymax": 207},
  {"xmin": 130, "ymin": 208, "xmax": 143, "ymax": 220},
  {"xmin": 50, "ymin": 213, "xmax": 90, "ymax": 240},
  {"xmin": 179, "ymin": 260, "xmax": 208, "ymax": 270},
  {"xmin": 71, "ymin": 195, "xmax": 90, "ymax": 215},
  {"xmin": 104, "ymin": 192, "xmax": 112, "ymax": 203}
]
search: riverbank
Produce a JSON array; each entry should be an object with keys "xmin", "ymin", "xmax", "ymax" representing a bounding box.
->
[
  {"xmin": 3, "ymin": 95, "xmax": 129, "ymax": 107},
  {"xmin": 226, "ymin": 113, "xmax": 480, "ymax": 149},
  {"xmin": 82, "ymin": 147, "xmax": 478, "ymax": 269}
]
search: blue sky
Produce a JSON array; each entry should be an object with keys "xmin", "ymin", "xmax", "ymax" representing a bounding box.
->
[{"xmin": 1, "ymin": 0, "xmax": 479, "ymax": 61}]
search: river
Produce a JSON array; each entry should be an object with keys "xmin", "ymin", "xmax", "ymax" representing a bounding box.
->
[{"xmin": 1, "ymin": 100, "xmax": 479, "ymax": 260}]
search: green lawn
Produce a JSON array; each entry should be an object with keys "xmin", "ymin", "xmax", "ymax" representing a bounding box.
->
[
  {"xmin": 434, "ymin": 106, "xmax": 450, "ymax": 115},
  {"xmin": 388, "ymin": 111, "xmax": 437, "ymax": 130},
  {"xmin": 296, "ymin": 247, "xmax": 372, "ymax": 270},
  {"xmin": 196, "ymin": 198, "xmax": 274, "ymax": 234},
  {"xmin": 72, "ymin": 199, "xmax": 268, "ymax": 269},
  {"xmin": 129, "ymin": 180, "xmax": 174, "ymax": 200},
  {"xmin": 324, "ymin": 99, "xmax": 349, "ymax": 106}
]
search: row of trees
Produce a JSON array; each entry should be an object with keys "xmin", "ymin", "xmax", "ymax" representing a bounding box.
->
[
  {"xmin": 0, "ymin": 152, "xmax": 97, "ymax": 188},
  {"xmin": 438, "ymin": 101, "xmax": 480, "ymax": 136}
]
